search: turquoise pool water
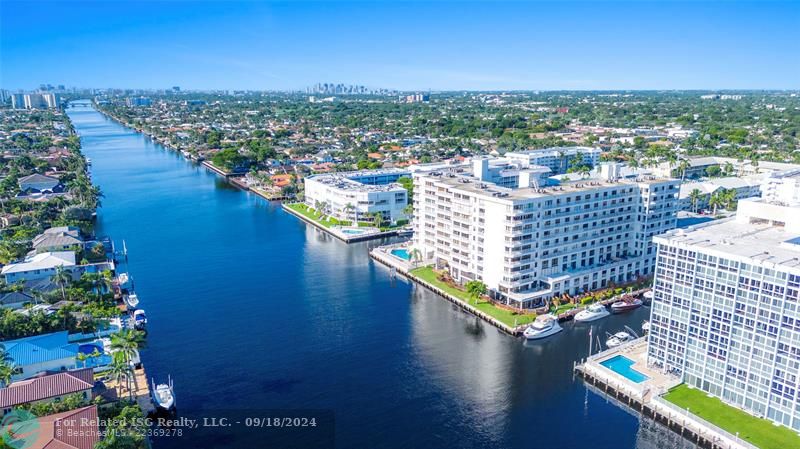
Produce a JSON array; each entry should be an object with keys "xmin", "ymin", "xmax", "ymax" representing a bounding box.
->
[
  {"xmin": 342, "ymin": 229, "xmax": 366, "ymax": 235},
  {"xmin": 600, "ymin": 355, "xmax": 649, "ymax": 383},
  {"xmin": 391, "ymin": 249, "xmax": 411, "ymax": 260}
]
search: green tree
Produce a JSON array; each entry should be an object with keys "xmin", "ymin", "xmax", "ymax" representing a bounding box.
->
[{"xmin": 465, "ymin": 280, "xmax": 488, "ymax": 305}]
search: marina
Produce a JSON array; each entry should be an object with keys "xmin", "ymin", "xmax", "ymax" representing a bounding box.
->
[{"xmin": 70, "ymin": 102, "xmax": 697, "ymax": 449}]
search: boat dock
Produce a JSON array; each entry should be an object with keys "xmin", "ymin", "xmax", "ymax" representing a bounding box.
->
[
  {"xmin": 100, "ymin": 364, "xmax": 156, "ymax": 414},
  {"xmin": 575, "ymin": 339, "xmax": 757, "ymax": 449}
]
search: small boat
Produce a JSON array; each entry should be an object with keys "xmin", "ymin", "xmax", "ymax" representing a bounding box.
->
[
  {"xmin": 124, "ymin": 293, "xmax": 139, "ymax": 309},
  {"xmin": 643, "ymin": 290, "xmax": 654, "ymax": 301},
  {"xmin": 606, "ymin": 331, "xmax": 633, "ymax": 348},
  {"xmin": 133, "ymin": 309, "xmax": 147, "ymax": 329},
  {"xmin": 642, "ymin": 321, "xmax": 651, "ymax": 333},
  {"xmin": 397, "ymin": 226, "xmax": 414, "ymax": 237},
  {"xmin": 611, "ymin": 296, "xmax": 643, "ymax": 313},
  {"xmin": 152, "ymin": 376, "xmax": 175, "ymax": 410},
  {"xmin": 523, "ymin": 314, "xmax": 563, "ymax": 340},
  {"xmin": 574, "ymin": 303, "xmax": 610, "ymax": 322},
  {"xmin": 117, "ymin": 273, "xmax": 129, "ymax": 285}
]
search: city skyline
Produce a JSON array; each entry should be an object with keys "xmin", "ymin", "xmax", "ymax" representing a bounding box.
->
[{"xmin": 3, "ymin": 1, "xmax": 800, "ymax": 91}]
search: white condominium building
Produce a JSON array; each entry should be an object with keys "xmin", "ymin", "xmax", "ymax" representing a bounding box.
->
[
  {"xmin": 648, "ymin": 175, "xmax": 800, "ymax": 430},
  {"xmin": 504, "ymin": 146, "xmax": 602, "ymax": 175},
  {"xmin": 413, "ymin": 161, "xmax": 679, "ymax": 308},
  {"xmin": 304, "ymin": 169, "xmax": 410, "ymax": 225}
]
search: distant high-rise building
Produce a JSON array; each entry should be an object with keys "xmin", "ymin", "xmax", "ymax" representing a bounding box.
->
[
  {"xmin": 126, "ymin": 97, "xmax": 152, "ymax": 107},
  {"xmin": 11, "ymin": 93, "xmax": 25, "ymax": 109},
  {"xmin": 172, "ymin": 86, "xmax": 181, "ymax": 92}
]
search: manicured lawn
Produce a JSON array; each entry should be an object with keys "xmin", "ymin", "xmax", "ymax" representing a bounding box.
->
[
  {"xmin": 410, "ymin": 266, "xmax": 536, "ymax": 327},
  {"xmin": 663, "ymin": 384, "xmax": 800, "ymax": 449},
  {"xmin": 286, "ymin": 203, "xmax": 402, "ymax": 231},
  {"xmin": 286, "ymin": 203, "xmax": 349, "ymax": 228}
]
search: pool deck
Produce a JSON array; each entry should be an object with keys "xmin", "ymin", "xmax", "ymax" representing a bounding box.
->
[
  {"xmin": 576, "ymin": 339, "xmax": 758, "ymax": 449},
  {"xmin": 281, "ymin": 203, "xmax": 399, "ymax": 243}
]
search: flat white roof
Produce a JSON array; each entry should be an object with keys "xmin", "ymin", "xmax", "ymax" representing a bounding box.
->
[{"xmin": 655, "ymin": 219, "xmax": 800, "ymax": 273}]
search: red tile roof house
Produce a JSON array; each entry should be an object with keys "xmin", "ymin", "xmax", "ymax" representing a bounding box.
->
[
  {"xmin": 1, "ymin": 405, "xmax": 101, "ymax": 449},
  {"xmin": 1, "ymin": 368, "xmax": 94, "ymax": 416}
]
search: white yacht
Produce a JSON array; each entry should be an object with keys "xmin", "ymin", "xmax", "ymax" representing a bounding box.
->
[
  {"xmin": 523, "ymin": 315, "xmax": 563, "ymax": 340},
  {"xmin": 124, "ymin": 293, "xmax": 139, "ymax": 309},
  {"xmin": 642, "ymin": 321, "xmax": 651, "ymax": 333},
  {"xmin": 152, "ymin": 376, "xmax": 175, "ymax": 410},
  {"xmin": 643, "ymin": 290, "xmax": 654, "ymax": 301},
  {"xmin": 605, "ymin": 331, "xmax": 633, "ymax": 348},
  {"xmin": 574, "ymin": 303, "xmax": 610, "ymax": 322}
]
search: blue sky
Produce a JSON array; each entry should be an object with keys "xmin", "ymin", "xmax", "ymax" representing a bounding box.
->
[{"xmin": 2, "ymin": 1, "xmax": 799, "ymax": 91}]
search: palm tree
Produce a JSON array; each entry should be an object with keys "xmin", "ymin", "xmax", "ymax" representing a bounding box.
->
[
  {"xmin": 0, "ymin": 344, "xmax": 15, "ymax": 387},
  {"xmin": 51, "ymin": 265, "xmax": 72, "ymax": 301},
  {"xmin": 709, "ymin": 190, "xmax": 724, "ymax": 216},
  {"xmin": 371, "ymin": 212, "xmax": 385, "ymax": 229},
  {"xmin": 110, "ymin": 329, "xmax": 145, "ymax": 364},
  {"xmin": 108, "ymin": 353, "xmax": 131, "ymax": 399},
  {"xmin": 689, "ymin": 188, "xmax": 703, "ymax": 213},
  {"xmin": 678, "ymin": 158, "xmax": 691, "ymax": 182},
  {"xmin": 344, "ymin": 202, "xmax": 356, "ymax": 224}
]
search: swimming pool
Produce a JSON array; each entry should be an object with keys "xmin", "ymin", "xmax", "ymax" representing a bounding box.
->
[
  {"xmin": 342, "ymin": 229, "xmax": 366, "ymax": 235},
  {"xmin": 78, "ymin": 342, "xmax": 103, "ymax": 356},
  {"xmin": 600, "ymin": 355, "xmax": 649, "ymax": 383},
  {"xmin": 390, "ymin": 248, "xmax": 411, "ymax": 261}
]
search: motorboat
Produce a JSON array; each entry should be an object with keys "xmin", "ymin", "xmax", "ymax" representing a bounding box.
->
[
  {"xmin": 643, "ymin": 290, "xmax": 654, "ymax": 301},
  {"xmin": 523, "ymin": 315, "xmax": 563, "ymax": 340},
  {"xmin": 611, "ymin": 296, "xmax": 643, "ymax": 313},
  {"xmin": 133, "ymin": 309, "xmax": 147, "ymax": 329},
  {"xmin": 117, "ymin": 273, "xmax": 129, "ymax": 285},
  {"xmin": 152, "ymin": 376, "xmax": 175, "ymax": 410},
  {"xmin": 124, "ymin": 293, "xmax": 139, "ymax": 309},
  {"xmin": 397, "ymin": 227, "xmax": 414, "ymax": 237},
  {"xmin": 606, "ymin": 331, "xmax": 633, "ymax": 348},
  {"xmin": 574, "ymin": 303, "xmax": 610, "ymax": 322},
  {"xmin": 642, "ymin": 321, "xmax": 651, "ymax": 333}
]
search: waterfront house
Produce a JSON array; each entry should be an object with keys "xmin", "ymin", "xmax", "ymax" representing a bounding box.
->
[
  {"xmin": 2, "ymin": 331, "xmax": 77, "ymax": 382},
  {"xmin": 0, "ymin": 368, "xmax": 94, "ymax": 416},
  {"xmin": 31, "ymin": 226, "xmax": 85, "ymax": 253},
  {"xmin": 18, "ymin": 173, "xmax": 61, "ymax": 193},
  {"xmin": 0, "ymin": 291, "xmax": 34, "ymax": 310},
  {"xmin": 1, "ymin": 251, "xmax": 76, "ymax": 284},
  {"xmin": 5, "ymin": 405, "xmax": 100, "ymax": 449}
]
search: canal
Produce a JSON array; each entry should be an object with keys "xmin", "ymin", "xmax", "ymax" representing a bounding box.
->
[{"xmin": 67, "ymin": 101, "xmax": 692, "ymax": 449}]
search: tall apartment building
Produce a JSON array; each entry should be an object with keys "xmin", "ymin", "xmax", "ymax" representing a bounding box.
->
[
  {"xmin": 413, "ymin": 160, "xmax": 679, "ymax": 308},
  {"xmin": 504, "ymin": 146, "xmax": 602, "ymax": 175},
  {"xmin": 304, "ymin": 169, "xmax": 410, "ymax": 225},
  {"xmin": 647, "ymin": 170, "xmax": 800, "ymax": 430},
  {"xmin": 126, "ymin": 97, "xmax": 152, "ymax": 107},
  {"xmin": 11, "ymin": 93, "xmax": 60, "ymax": 109}
]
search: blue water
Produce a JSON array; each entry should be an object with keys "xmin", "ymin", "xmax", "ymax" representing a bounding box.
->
[
  {"xmin": 390, "ymin": 248, "xmax": 411, "ymax": 260},
  {"xmin": 342, "ymin": 229, "xmax": 365, "ymax": 235},
  {"xmin": 67, "ymin": 101, "xmax": 691, "ymax": 449},
  {"xmin": 600, "ymin": 355, "xmax": 650, "ymax": 383},
  {"xmin": 78, "ymin": 343, "xmax": 103, "ymax": 355}
]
